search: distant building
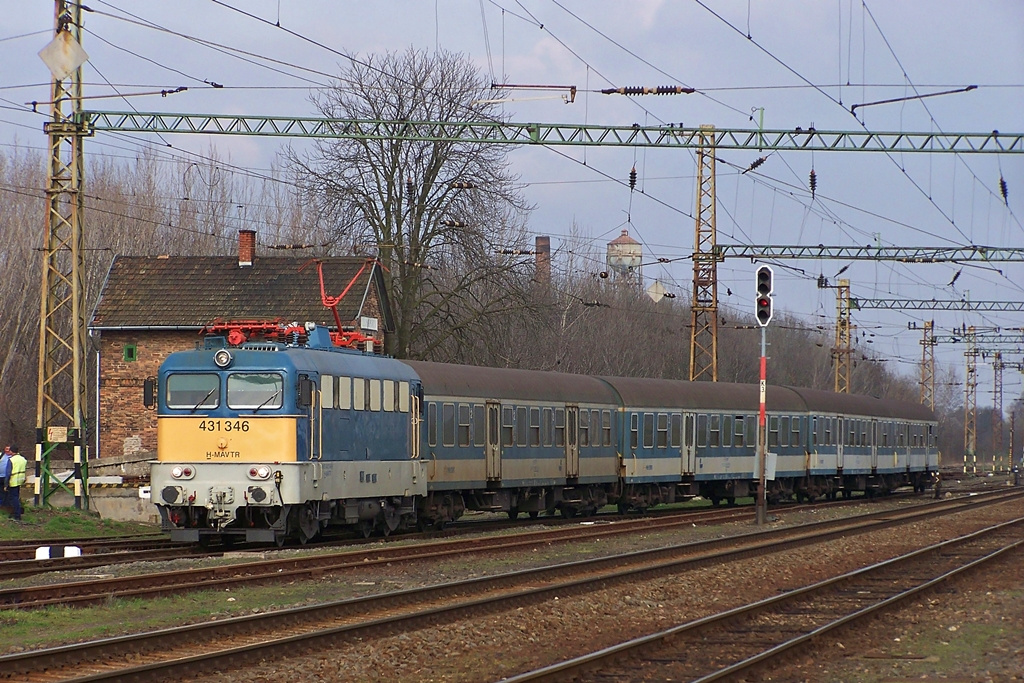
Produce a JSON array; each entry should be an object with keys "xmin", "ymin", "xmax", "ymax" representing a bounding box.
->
[
  {"xmin": 607, "ymin": 229, "xmax": 642, "ymax": 286},
  {"xmin": 88, "ymin": 230, "xmax": 394, "ymax": 462}
]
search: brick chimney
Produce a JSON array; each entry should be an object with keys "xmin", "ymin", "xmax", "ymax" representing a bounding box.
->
[
  {"xmin": 238, "ymin": 229, "xmax": 256, "ymax": 267},
  {"xmin": 535, "ymin": 235, "xmax": 550, "ymax": 286}
]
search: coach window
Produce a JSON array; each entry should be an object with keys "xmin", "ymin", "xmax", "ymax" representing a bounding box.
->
[
  {"xmin": 643, "ymin": 413, "xmax": 655, "ymax": 449},
  {"xmin": 516, "ymin": 407, "xmax": 528, "ymax": 446},
  {"xmin": 670, "ymin": 413, "xmax": 681, "ymax": 449},
  {"xmin": 166, "ymin": 373, "xmax": 220, "ymax": 410},
  {"xmin": 630, "ymin": 413, "xmax": 639, "ymax": 449},
  {"xmin": 768, "ymin": 416, "xmax": 779, "ymax": 448},
  {"xmin": 382, "ymin": 380, "xmax": 395, "ymax": 412},
  {"xmin": 353, "ymin": 378, "xmax": 365, "ymax": 411},
  {"xmin": 779, "ymin": 416, "xmax": 789, "ymax": 447},
  {"xmin": 427, "ymin": 403, "xmax": 438, "ymax": 447},
  {"xmin": 502, "ymin": 406, "xmax": 514, "ymax": 447},
  {"xmin": 369, "ymin": 380, "xmax": 382, "ymax": 411},
  {"xmin": 458, "ymin": 404, "xmax": 471, "ymax": 447},
  {"xmin": 398, "ymin": 381, "xmax": 410, "ymax": 412},
  {"xmin": 555, "ymin": 408, "xmax": 566, "ymax": 447},
  {"xmin": 529, "ymin": 407, "xmax": 541, "ymax": 447},
  {"xmin": 709, "ymin": 414, "xmax": 721, "ymax": 447},
  {"xmin": 577, "ymin": 410, "xmax": 588, "ymax": 447},
  {"xmin": 655, "ymin": 411, "xmax": 671, "ymax": 448},
  {"xmin": 593, "ymin": 410, "xmax": 602, "ymax": 446},
  {"xmin": 473, "ymin": 404, "xmax": 485, "ymax": 446},
  {"xmin": 542, "ymin": 408, "xmax": 553, "ymax": 447},
  {"xmin": 602, "ymin": 410, "xmax": 612, "ymax": 446},
  {"xmin": 442, "ymin": 403, "xmax": 456, "ymax": 446},
  {"xmin": 337, "ymin": 376, "xmax": 352, "ymax": 410},
  {"xmin": 697, "ymin": 414, "xmax": 708, "ymax": 447},
  {"xmin": 321, "ymin": 375, "xmax": 335, "ymax": 409},
  {"xmin": 227, "ymin": 373, "xmax": 283, "ymax": 410},
  {"xmin": 824, "ymin": 418, "xmax": 832, "ymax": 446},
  {"xmin": 722, "ymin": 415, "xmax": 733, "ymax": 447}
]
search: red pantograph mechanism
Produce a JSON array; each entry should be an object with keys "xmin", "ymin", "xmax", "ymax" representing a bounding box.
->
[{"xmin": 201, "ymin": 258, "xmax": 385, "ymax": 351}]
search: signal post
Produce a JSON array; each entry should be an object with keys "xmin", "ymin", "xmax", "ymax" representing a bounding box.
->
[{"xmin": 755, "ymin": 266, "xmax": 774, "ymax": 526}]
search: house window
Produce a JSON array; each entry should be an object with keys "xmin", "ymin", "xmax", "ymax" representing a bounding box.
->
[{"xmin": 122, "ymin": 344, "xmax": 138, "ymax": 362}]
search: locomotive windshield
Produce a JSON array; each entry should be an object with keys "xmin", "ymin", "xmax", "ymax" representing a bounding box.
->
[
  {"xmin": 166, "ymin": 373, "xmax": 220, "ymax": 410},
  {"xmin": 227, "ymin": 373, "xmax": 284, "ymax": 410}
]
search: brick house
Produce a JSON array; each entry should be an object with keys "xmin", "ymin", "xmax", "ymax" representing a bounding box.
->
[{"xmin": 88, "ymin": 230, "xmax": 394, "ymax": 461}]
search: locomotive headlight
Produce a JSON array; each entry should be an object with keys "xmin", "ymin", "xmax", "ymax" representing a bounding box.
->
[
  {"xmin": 170, "ymin": 466, "xmax": 195, "ymax": 480},
  {"xmin": 213, "ymin": 349, "xmax": 233, "ymax": 368},
  {"xmin": 247, "ymin": 465, "xmax": 272, "ymax": 480}
]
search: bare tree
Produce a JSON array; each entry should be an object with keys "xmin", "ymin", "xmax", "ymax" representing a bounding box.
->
[{"xmin": 287, "ymin": 47, "xmax": 532, "ymax": 358}]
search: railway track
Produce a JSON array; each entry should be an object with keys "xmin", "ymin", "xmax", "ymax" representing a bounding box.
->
[
  {"xmin": 0, "ymin": 487, "xmax": 929, "ymax": 582},
  {"xmin": 0, "ymin": 535, "xmax": 171, "ymax": 563},
  {"xmin": 0, "ymin": 504, "xmax": 755, "ymax": 608},
  {"xmin": 503, "ymin": 517, "xmax": 1024, "ymax": 682},
  {"xmin": 1, "ymin": 488, "xmax": 1020, "ymax": 682}
]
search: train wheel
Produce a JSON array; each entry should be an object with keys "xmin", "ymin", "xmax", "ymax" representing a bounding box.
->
[
  {"xmin": 358, "ymin": 520, "xmax": 374, "ymax": 538},
  {"xmin": 528, "ymin": 511, "xmax": 539, "ymax": 519},
  {"xmin": 508, "ymin": 508, "xmax": 520, "ymax": 520},
  {"xmin": 274, "ymin": 533, "xmax": 286, "ymax": 548},
  {"xmin": 617, "ymin": 503, "xmax": 629, "ymax": 515}
]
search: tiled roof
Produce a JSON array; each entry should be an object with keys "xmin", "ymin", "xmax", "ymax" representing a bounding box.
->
[{"xmin": 90, "ymin": 256, "xmax": 393, "ymax": 331}]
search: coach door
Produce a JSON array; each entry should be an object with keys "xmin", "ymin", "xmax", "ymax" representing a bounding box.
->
[
  {"xmin": 836, "ymin": 416, "xmax": 844, "ymax": 468},
  {"xmin": 485, "ymin": 401, "xmax": 501, "ymax": 481},
  {"xmin": 682, "ymin": 412, "xmax": 696, "ymax": 475},
  {"xmin": 870, "ymin": 419, "xmax": 879, "ymax": 470},
  {"xmin": 565, "ymin": 405, "xmax": 580, "ymax": 479}
]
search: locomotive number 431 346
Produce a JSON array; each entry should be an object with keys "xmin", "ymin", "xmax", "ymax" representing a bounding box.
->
[{"xmin": 198, "ymin": 419, "xmax": 250, "ymax": 432}]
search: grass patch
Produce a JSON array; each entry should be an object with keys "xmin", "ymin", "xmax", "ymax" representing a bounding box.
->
[
  {"xmin": 0, "ymin": 577, "xmax": 365, "ymax": 654},
  {"xmin": 0, "ymin": 506, "xmax": 159, "ymax": 542}
]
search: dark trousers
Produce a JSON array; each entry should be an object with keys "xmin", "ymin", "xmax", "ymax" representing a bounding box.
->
[{"xmin": 6, "ymin": 486, "xmax": 21, "ymax": 519}]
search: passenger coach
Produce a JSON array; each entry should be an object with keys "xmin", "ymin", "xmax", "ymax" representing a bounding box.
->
[{"xmin": 148, "ymin": 324, "xmax": 939, "ymax": 544}]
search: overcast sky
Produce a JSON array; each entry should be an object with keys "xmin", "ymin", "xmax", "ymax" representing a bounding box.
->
[{"xmin": 2, "ymin": 1, "xmax": 1023, "ymax": 399}]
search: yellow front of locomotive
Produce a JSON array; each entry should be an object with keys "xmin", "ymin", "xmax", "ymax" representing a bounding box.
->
[{"xmin": 150, "ymin": 346, "xmax": 305, "ymax": 544}]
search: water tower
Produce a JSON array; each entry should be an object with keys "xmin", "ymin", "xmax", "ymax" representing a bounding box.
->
[{"xmin": 606, "ymin": 229, "xmax": 642, "ymax": 287}]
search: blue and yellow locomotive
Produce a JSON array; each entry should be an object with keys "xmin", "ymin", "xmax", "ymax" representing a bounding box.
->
[{"xmin": 148, "ymin": 323, "xmax": 939, "ymax": 544}]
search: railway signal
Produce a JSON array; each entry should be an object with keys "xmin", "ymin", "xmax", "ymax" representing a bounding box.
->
[{"xmin": 755, "ymin": 266, "xmax": 774, "ymax": 327}]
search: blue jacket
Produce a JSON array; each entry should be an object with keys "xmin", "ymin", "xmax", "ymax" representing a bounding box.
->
[{"xmin": 0, "ymin": 453, "xmax": 11, "ymax": 486}]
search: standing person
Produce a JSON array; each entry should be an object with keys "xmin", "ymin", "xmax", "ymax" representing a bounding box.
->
[
  {"xmin": 7, "ymin": 445, "xmax": 27, "ymax": 521},
  {"xmin": 0, "ymin": 446, "xmax": 11, "ymax": 513}
]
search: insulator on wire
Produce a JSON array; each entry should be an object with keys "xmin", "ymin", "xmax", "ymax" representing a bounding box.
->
[
  {"xmin": 1000, "ymin": 176, "xmax": 1009, "ymax": 205},
  {"xmin": 743, "ymin": 157, "xmax": 766, "ymax": 174},
  {"xmin": 809, "ymin": 169, "xmax": 818, "ymax": 199},
  {"xmin": 629, "ymin": 166, "xmax": 637, "ymax": 190},
  {"xmin": 600, "ymin": 85, "xmax": 695, "ymax": 96},
  {"xmin": 450, "ymin": 181, "xmax": 476, "ymax": 189},
  {"xmin": 406, "ymin": 177, "xmax": 414, "ymax": 207},
  {"xmin": 441, "ymin": 219, "xmax": 468, "ymax": 228}
]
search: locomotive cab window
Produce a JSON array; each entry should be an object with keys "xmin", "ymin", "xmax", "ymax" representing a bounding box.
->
[
  {"xmin": 166, "ymin": 373, "xmax": 220, "ymax": 410},
  {"xmin": 227, "ymin": 373, "xmax": 283, "ymax": 410},
  {"xmin": 322, "ymin": 375, "xmax": 335, "ymax": 409},
  {"xmin": 398, "ymin": 381, "xmax": 410, "ymax": 412}
]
